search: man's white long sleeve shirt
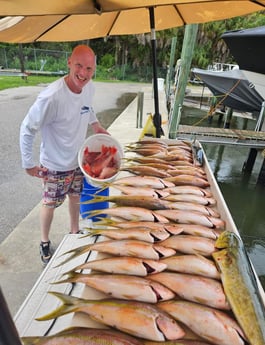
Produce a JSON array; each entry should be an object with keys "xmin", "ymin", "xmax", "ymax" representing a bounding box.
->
[{"xmin": 20, "ymin": 77, "xmax": 98, "ymax": 171}]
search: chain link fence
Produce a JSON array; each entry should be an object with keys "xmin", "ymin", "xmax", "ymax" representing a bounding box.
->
[
  {"xmin": 0, "ymin": 47, "xmax": 69, "ymax": 74},
  {"xmin": 0, "ymin": 47, "xmax": 167, "ymax": 82}
]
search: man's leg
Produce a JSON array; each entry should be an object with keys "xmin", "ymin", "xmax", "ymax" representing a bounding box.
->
[
  {"xmin": 40, "ymin": 205, "xmax": 55, "ymax": 243},
  {"xmin": 68, "ymin": 194, "xmax": 81, "ymax": 234},
  {"xmin": 68, "ymin": 168, "xmax": 84, "ymax": 234},
  {"xmin": 39, "ymin": 167, "xmax": 66, "ymax": 265},
  {"xmin": 39, "ymin": 205, "xmax": 55, "ymax": 266}
]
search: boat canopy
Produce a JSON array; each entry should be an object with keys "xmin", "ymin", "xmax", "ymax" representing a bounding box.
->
[
  {"xmin": 221, "ymin": 26, "xmax": 265, "ymax": 75},
  {"xmin": 192, "ymin": 68, "xmax": 264, "ymax": 112}
]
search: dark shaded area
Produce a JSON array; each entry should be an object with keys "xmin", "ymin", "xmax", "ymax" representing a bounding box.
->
[{"xmin": 221, "ymin": 25, "xmax": 265, "ymax": 74}]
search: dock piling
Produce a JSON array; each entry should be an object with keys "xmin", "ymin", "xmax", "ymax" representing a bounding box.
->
[
  {"xmin": 242, "ymin": 148, "xmax": 258, "ymax": 174},
  {"xmin": 136, "ymin": 91, "xmax": 144, "ymax": 128}
]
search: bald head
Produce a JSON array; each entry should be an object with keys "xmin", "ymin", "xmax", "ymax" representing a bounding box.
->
[
  {"xmin": 71, "ymin": 45, "xmax": 95, "ymax": 61},
  {"xmin": 66, "ymin": 45, "xmax": 96, "ymax": 93}
]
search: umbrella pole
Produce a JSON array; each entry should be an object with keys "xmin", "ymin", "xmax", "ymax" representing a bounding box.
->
[{"xmin": 149, "ymin": 7, "xmax": 162, "ymax": 138}]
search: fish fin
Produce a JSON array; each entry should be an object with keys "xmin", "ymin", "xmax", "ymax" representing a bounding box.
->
[
  {"xmin": 53, "ymin": 243, "xmax": 92, "ymax": 268},
  {"xmin": 78, "ymin": 228, "xmax": 102, "ymax": 238},
  {"xmin": 95, "ymin": 218, "xmax": 116, "ymax": 226},
  {"xmin": 59, "ymin": 262, "xmax": 86, "ymax": 277},
  {"xmin": 35, "ymin": 291, "xmax": 85, "ymax": 321},
  {"xmin": 20, "ymin": 337, "xmax": 40, "ymax": 345},
  {"xmin": 80, "ymin": 209, "xmax": 109, "ymax": 222},
  {"xmin": 81, "ymin": 195, "xmax": 109, "ymax": 204},
  {"xmin": 92, "ymin": 184, "xmax": 109, "ymax": 195},
  {"xmin": 52, "ymin": 271, "xmax": 80, "ymax": 285}
]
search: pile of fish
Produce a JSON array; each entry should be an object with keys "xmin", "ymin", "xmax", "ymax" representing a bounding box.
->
[
  {"xmin": 22, "ymin": 139, "xmax": 265, "ymax": 345},
  {"xmin": 81, "ymin": 144, "xmax": 120, "ymax": 179}
]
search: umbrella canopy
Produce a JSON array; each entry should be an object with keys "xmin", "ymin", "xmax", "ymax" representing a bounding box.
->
[
  {"xmin": 0, "ymin": 2, "xmax": 264, "ymax": 43},
  {"xmin": 0, "ymin": 0, "xmax": 264, "ymax": 18},
  {"xmin": 0, "ymin": 1, "xmax": 264, "ymax": 137}
]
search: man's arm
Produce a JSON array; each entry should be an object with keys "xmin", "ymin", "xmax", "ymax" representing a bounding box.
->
[
  {"xmin": 20, "ymin": 119, "xmax": 46, "ymax": 178},
  {"xmin": 91, "ymin": 121, "xmax": 110, "ymax": 135}
]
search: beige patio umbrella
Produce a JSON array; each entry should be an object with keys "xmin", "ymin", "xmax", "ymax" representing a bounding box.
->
[
  {"xmin": 0, "ymin": 1, "xmax": 264, "ymax": 137},
  {"xmin": 0, "ymin": 2, "xmax": 264, "ymax": 43}
]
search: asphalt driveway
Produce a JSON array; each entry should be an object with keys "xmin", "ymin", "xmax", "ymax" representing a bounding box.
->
[{"xmin": 0, "ymin": 81, "xmax": 142, "ymax": 243}]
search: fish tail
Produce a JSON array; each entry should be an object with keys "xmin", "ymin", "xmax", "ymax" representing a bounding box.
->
[
  {"xmin": 59, "ymin": 262, "xmax": 87, "ymax": 276},
  {"xmin": 78, "ymin": 227, "xmax": 102, "ymax": 238},
  {"xmin": 36, "ymin": 292, "xmax": 85, "ymax": 321},
  {"xmin": 80, "ymin": 209, "xmax": 107, "ymax": 222},
  {"xmin": 124, "ymin": 143, "xmax": 135, "ymax": 149},
  {"xmin": 95, "ymin": 218, "xmax": 116, "ymax": 226},
  {"xmin": 52, "ymin": 271, "xmax": 81, "ymax": 285},
  {"xmin": 121, "ymin": 157, "xmax": 133, "ymax": 163},
  {"xmin": 81, "ymin": 194, "xmax": 109, "ymax": 204},
  {"xmin": 94, "ymin": 184, "xmax": 110, "ymax": 194},
  {"xmin": 53, "ymin": 243, "xmax": 93, "ymax": 267},
  {"xmin": 20, "ymin": 337, "xmax": 40, "ymax": 345},
  {"xmin": 83, "ymin": 228, "xmax": 103, "ymax": 235}
]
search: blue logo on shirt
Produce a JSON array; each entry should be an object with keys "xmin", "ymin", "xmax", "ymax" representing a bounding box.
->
[{"xmin": 80, "ymin": 106, "xmax": 90, "ymax": 115}]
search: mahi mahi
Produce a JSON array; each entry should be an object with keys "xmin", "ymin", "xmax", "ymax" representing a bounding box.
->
[{"xmin": 212, "ymin": 230, "xmax": 265, "ymax": 345}]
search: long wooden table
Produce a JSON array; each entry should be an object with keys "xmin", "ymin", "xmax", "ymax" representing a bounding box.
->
[
  {"xmin": 14, "ymin": 140, "xmax": 265, "ymax": 339},
  {"xmin": 14, "ymin": 234, "xmax": 100, "ymax": 336}
]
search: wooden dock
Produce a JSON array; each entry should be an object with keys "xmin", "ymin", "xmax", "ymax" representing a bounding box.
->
[{"xmin": 177, "ymin": 125, "xmax": 265, "ymax": 149}]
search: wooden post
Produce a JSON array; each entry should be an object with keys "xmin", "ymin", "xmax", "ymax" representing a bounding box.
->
[
  {"xmin": 257, "ymin": 156, "xmax": 265, "ymax": 185},
  {"xmin": 242, "ymin": 117, "xmax": 248, "ymax": 130},
  {"xmin": 18, "ymin": 43, "xmax": 27, "ymax": 81},
  {"xmin": 224, "ymin": 107, "xmax": 233, "ymax": 128},
  {"xmin": 207, "ymin": 96, "xmax": 217, "ymax": 124},
  {"xmin": 243, "ymin": 102, "xmax": 265, "ymax": 178},
  {"xmin": 242, "ymin": 148, "xmax": 257, "ymax": 174},
  {"xmin": 136, "ymin": 92, "xmax": 144, "ymax": 128},
  {"xmin": 166, "ymin": 36, "xmax": 177, "ymax": 107},
  {"xmin": 169, "ymin": 24, "xmax": 198, "ymax": 139}
]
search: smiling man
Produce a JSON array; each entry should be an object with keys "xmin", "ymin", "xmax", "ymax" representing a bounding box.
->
[{"xmin": 20, "ymin": 45, "xmax": 109, "ymax": 265}]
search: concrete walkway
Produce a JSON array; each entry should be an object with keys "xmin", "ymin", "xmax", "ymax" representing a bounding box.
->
[{"xmin": 0, "ymin": 84, "xmax": 168, "ymax": 316}]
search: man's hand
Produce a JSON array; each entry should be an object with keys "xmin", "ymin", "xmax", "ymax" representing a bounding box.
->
[
  {"xmin": 26, "ymin": 166, "xmax": 48, "ymax": 178},
  {"xmin": 91, "ymin": 121, "xmax": 110, "ymax": 135}
]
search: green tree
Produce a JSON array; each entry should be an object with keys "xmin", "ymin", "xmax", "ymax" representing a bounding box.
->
[{"xmin": 1, "ymin": 11, "xmax": 265, "ymax": 79}]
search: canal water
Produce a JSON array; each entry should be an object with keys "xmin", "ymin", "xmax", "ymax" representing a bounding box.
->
[{"xmin": 180, "ymin": 105, "xmax": 265, "ymax": 289}]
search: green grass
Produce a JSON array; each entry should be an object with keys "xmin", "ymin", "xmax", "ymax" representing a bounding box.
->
[
  {"xmin": 0, "ymin": 75, "xmax": 60, "ymax": 91},
  {"xmin": 0, "ymin": 75, "xmax": 145, "ymax": 91}
]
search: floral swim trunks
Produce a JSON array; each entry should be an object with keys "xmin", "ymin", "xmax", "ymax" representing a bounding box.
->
[{"xmin": 41, "ymin": 167, "xmax": 84, "ymax": 208}]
